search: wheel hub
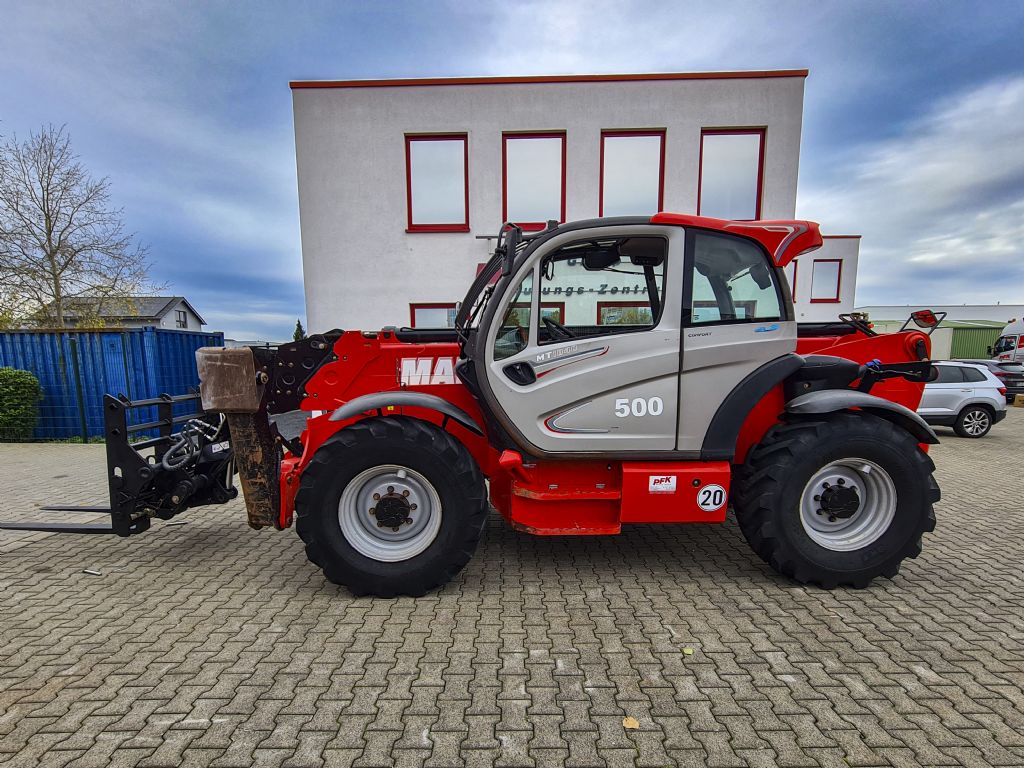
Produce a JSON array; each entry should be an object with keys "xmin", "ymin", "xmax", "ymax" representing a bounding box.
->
[
  {"xmin": 799, "ymin": 458, "xmax": 897, "ymax": 552},
  {"xmin": 818, "ymin": 482, "xmax": 860, "ymax": 520},
  {"xmin": 372, "ymin": 491, "xmax": 413, "ymax": 530},
  {"xmin": 338, "ymin": 465, "xmax": 441, "ymax": 563}
]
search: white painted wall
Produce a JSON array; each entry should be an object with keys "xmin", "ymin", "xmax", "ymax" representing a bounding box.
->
[
  {"xmin": 293, "ymin": 74, "xmax": 808, "ymax": 331},
  {"xmin": 785, "ymin": 236, "xmax": 860, "ymax": 323}
]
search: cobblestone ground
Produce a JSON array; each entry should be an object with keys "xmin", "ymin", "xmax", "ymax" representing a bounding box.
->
[{"xmin": 1, "ymin": 410, "xmax": 1023, "ymax": 767}]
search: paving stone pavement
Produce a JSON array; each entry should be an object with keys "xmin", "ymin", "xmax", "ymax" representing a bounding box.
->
[{"xmin": 1, "ymin": 409, "xmax": 1023, "ymax": 767}]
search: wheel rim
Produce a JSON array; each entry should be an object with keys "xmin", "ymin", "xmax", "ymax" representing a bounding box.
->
[
  {"xmin": 962, "ymin": 410, "xmax": 989, "ymax": 436},
  {"xmin": 799, "ymin": 458, "xmax": 896, "ymax": 552},
  {"xmin": 338, "ymin": 464, "xmax": 442, "ymax": 562}
]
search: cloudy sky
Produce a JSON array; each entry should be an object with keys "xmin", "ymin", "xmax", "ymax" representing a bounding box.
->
[{"xmin": 2, "ymin": 0, "xmax": 1023, "ymax": 338}]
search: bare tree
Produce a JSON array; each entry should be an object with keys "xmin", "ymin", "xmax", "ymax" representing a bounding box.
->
[{"xmin": 0, "ymin": 125, "xmax": 158, "ymax": 328}]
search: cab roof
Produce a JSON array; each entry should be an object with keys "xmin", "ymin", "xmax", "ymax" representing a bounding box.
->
[{"xmin": 650, "ymin": 212, "xmax": 822, "ymax": 267}]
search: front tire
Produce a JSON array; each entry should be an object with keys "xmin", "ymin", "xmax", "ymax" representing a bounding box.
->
[
  {"xmin": 295, "ymin": 417, "xmax": 488, "ymax": 597},
  {"xmin": 733, "ymin": 413, "xmax": 939, "ymax": 588},
  {"xmin": 954, "ymin": 405, "xmax": 992, "ymax": 438}
]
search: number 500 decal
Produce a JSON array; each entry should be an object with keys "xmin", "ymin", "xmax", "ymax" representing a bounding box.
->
[{"xmin": 614, "ymin": 396, "xmax": 664, "ymax": 418}]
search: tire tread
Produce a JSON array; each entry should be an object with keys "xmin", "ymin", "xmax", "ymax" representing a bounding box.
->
[{"xmin": 733, "ymin": 412, "xmax": 938, "ymax": 588}]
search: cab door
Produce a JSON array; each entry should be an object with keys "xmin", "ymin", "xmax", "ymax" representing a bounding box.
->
[
  {"xmin": 677, "ymin": 230, "xmax": 797, "ymax": 451},
  {"xmin": 481, "ymin": 224, "xmax": 685, "ymax": 455}
]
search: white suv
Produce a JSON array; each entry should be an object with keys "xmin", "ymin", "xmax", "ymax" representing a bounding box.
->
[{"xmin": 918, "ymin": 361, "xmax": 1008, "ymax": 438}]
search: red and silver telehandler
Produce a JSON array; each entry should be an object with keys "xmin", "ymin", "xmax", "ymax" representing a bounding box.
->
[{"xmin": 3, "ymin": 214, "xmax": 941, "ymax": 597}]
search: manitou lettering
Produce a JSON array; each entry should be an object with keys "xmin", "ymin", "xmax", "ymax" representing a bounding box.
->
[{"xmin": 399, "ymin": 357, "xmax": 457, "ymax": 386}]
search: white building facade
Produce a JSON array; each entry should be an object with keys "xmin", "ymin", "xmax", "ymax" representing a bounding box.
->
[{"xmin": 291, "ymin": 71, "xmax": 858, "ymax": 331}]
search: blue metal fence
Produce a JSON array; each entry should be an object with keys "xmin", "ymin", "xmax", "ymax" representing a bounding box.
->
[{"xmin": 0, "ymin": 327, "xmax": 223, "ymax": 440}]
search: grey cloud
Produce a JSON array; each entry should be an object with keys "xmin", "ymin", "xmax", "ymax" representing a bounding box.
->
[{"xmin": 799, "ymin": 77, "xmax": 1024, "ymax": 306}]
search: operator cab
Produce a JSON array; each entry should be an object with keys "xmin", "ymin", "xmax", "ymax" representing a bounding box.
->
[{"xmin": 462, "ymin": 219, "xmax": 794, "ymax": 458}]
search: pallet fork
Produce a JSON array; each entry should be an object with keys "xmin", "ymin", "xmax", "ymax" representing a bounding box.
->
[{"xmin": 0, "ymin": 392, "xmax": 237, "ymax": 536}]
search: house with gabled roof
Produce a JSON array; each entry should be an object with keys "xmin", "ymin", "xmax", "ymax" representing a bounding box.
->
[{"xmin": 34, "ymin": 296, "xmax": 206, "ymax": 330}]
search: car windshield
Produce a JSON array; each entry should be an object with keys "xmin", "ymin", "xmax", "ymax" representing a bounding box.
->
[
  {"xmin": 997, "ymin": 362, "xmax": 1024, "ymax": 373},
  {"xmin": 993, "ymin": 336, "xmax": 1016, "ymax": 354}
]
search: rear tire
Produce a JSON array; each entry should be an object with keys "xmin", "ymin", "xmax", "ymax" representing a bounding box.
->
[
  {"xmin": 953, "ymin": 405, "xmax": 992, "ymax": 438},
  {"xmin": 295, "ymin": 417, "xmax": 488, "ymax": 597},
  {"xmin": 733, "ymin": 413, "xmax": 938, "ymax": 588}
]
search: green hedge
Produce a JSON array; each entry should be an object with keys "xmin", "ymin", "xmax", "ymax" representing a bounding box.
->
[{"xmin": 0, "ymin": 367, "xmax": 43, "ymax": 441}]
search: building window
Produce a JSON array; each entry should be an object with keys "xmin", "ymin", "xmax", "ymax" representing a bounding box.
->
[
  {"xmin": 599, "ymin": 130, "xmax": 665, "ymax": 217},
  {"xmin": 810, "ymin": 259, "xmax": 842, "ymax": 303},
  {"xmin": 597, "ymin": 302, "xmax": 654, "ymax": 326},
  {"xmin": 698, "ymin": 129, "xmax": 765, "ymax": 220},
  {"xmin": 410, "ymin": 303, "xmax": 457, "ymax": 328},
  {"xmin": 175, "ymin": 310, "xmax": 187, "ymax": 328},
  {"xmin": 502, "ymin": 133, "xmax": 566, "ymax": 230},
  {"xmin": 405, "ymin": 134, "xmax": 469, "ymax": 232},
  {"xmin": 512, "ymin": 302, "xmax": 565, "ymax": 324}
]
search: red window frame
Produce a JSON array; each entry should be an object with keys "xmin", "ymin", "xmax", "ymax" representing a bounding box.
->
[
  {"xmin": 541, "ymin": 302, "xmax": 566, "ymax": 323},
  {"xmin": 502, "ymin": 132, "xmax": 567, "ymax": 231},
  {"xmin": 596, "ymin": 301, "xmax": 655, "ymax": 325},
  {"xmin": 697, "ymin": 128, "xmax": 766, "ymax": 220},
  {"xmin": 809, "ymin": 259, "xmax": 843, "ymax": 304},
  {"xmin": 528, "ymin": 303, "xmax": 569, "ymax": 323},
  {"xmin": 409, "ymin": 302, "xmax": 457, "ymax": 327},
  {"xmin": 599, "ymin": 130, "xmax": 666, "ymax": 216},
  {"xmin": 511, "ymin": 301, "xmax": 566, "ymax": 324},
  {"xmin": 405, "ymin": 134, "xmax": 469, "ymax": 233}
]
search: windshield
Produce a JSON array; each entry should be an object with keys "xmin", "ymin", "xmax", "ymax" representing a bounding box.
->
[
  {"xmin": 454, "ymin": 251, "xmax": 502, "ymax": 338},
  {"xmin": 454, "ymin": 238, "xmax": 532, "ymax": 344},
  {"xmin": 993, "ymin": 335, "xmax": 1017, "ymax": 354},
  {"xmin": 997, "ymin": 362, "xmax": 1024, "ymax": 373}
]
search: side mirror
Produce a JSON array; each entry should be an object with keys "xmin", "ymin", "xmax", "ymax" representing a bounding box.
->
[
  {"xmin": 911, "ymin": 309, "xmax": 939, "ymax": 329},
  {"xmin": 987, "ymin": 346, "xmax": 993, "ymax": 356}
]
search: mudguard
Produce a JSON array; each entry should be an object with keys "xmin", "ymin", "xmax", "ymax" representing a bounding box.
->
[
  {"xmin": 786, "ymin": 390, "xmax": 939, "ymax": 444},
  {"xmin": 329, "ymin": 391, "xmax": 484, "ymax": 436}
]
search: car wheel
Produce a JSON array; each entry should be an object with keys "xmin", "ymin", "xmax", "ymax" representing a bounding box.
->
[{"xmin": 953, "ymin": 406, "xmax": 992, "ymax": 438}]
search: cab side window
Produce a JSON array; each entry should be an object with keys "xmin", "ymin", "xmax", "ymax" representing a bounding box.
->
[
  {"xmin": 689, "ymin": 232, "xmax": 782, "ymax": 325},
  {"xmin": 536, "ymin": 236, "xmax": 667, "ymax": 344},
  {"xmin": 493, "ymin": 270, "xmax": 534, "ymax": 361}
]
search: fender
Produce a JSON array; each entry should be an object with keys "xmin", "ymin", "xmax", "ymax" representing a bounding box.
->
[
  {"xmin": 328, "ymin": 391, "xmax": 484, "ymax": 436},
  {"xmin": 702, "ymin": 353, "xmax": 805, "ymax": 460},
  {"xmin": 786, "ymin": 390, "xmax": 939, "ymax": 444}
]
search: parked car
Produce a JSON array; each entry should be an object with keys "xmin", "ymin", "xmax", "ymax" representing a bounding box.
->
[
  {"xmin": 918, "ymin": 361, "xmax": 1007, "ymax": 438},
  {"xmin": 957, "ymin": 359, "xmax": 1024, "ymax": 403}
]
